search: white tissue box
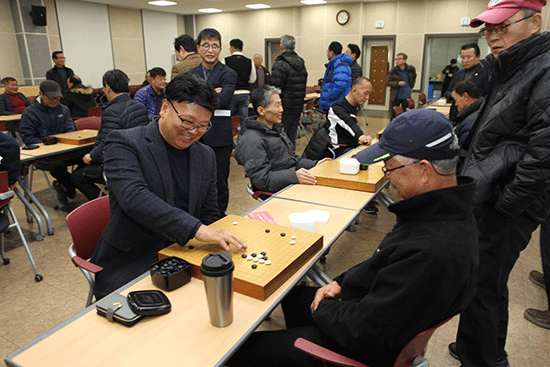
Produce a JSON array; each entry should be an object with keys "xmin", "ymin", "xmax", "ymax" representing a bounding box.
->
[
  {"xmin": 289, "ymin": 212, "xmax": 316, "ymax": 232},
  {"xmin": 340, "ymin": 158, "xmax": 360, "ymax": 175},
  {"xmin": 305, "ymin": 210, "xmax": 330, "ymax": 224}
]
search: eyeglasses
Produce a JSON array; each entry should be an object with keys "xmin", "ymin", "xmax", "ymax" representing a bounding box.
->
[
  {"xmin": 200, "ymin": 43, "xmax": 220, "ymax": 51},
  {"xmin": 168, "ymin": 100, "xmax": 212, "ymax": 133},
  {"xmin": 382, "ymin": 160, "xmax": 420, "ymax": 175},
  {"xmin": 479, "ymin": 14, "xmax": 534, "ymax": 38}
]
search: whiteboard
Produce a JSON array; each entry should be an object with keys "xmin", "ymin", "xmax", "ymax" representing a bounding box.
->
[{"xmin": 142, "ymin": 10, "xmax": 178, "ymax": 81}]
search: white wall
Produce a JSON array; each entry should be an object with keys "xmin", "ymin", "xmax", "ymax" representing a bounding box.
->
[{"xmin": 142, "ymin": 10, "xmax": 178, "ymax": 80}]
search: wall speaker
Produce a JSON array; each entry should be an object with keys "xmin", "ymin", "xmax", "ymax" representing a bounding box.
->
[{"xmin": 30, "ymin": 5, "xmax": 47, "ymax": 26}]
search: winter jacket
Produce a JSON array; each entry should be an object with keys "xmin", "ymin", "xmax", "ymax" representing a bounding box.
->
[
  {"xmin": 319, "ymin": 53, "xmax": 353, "ymax": 112},
  {"xmin": 386, "ymin": 64, "xmax": 417, "ymax": 103},
  {"xmin": 61, "ymin": 84, "xmax": 96, "ymax": 118},
  {"xmin": 313, "ymin": 176, "xmax": 479, "ymax": 367},
  {"xmin": 452, "ymin": 97, "xmax": 484, "ymax": 147},
  {"xmin": 270, "ymin": 51, "xmax": 308, "ymax": 115},
  {"xmin": 0, "ymin": 92, "xmax": 30, "ymax": 115},
  {"xmin": 20, "ymin": 97, "xmax": 75, "ymax": 145},
  {"xmin": 45, "ymin": 66, "xmax": 74, "ymax": 94},
  {"xmin": 350, "ymin": 60, "xmax": 363, "ymax": 84},
  {"xmin": 327, "ymin": 96, "xmax": 364, "ymax": 147},
  {"xmin": 462, "ymin": 32, "xmax": 550, "ymax": 223},
  {"xmin": 234, "ymin": 117, "xmax": 317, "ymax": 192},
  {"xmin": 134, "ymin": 84, "xmax": 165, "ymax": 121},
  {"xmin": 0, "ymin": 133, "xmax": 22, "ymax": 185}
]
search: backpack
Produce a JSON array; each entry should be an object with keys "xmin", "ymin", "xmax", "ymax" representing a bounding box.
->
[{"xmin": 302, "ymin": 122, "xmax": 331, "ymax": 160}]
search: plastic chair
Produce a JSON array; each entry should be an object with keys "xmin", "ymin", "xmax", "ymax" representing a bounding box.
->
[
  {"xmin": 87, "ymin": 106, "xmax": 103, "ymax": 117},
  {"xmin": 66, "ymin": 195, "xmax": 110, "ymax": 307},
  {"xmin": 299, "ymin": 100, "xmax": 316, "ymax": 141},
  {"xmin": 128, "ymin": 85, "xmax": 142, "ymax": 99},
  {"xmin": 246, "ymin": 183, "xmax": 273, "ymax": 203},
  {"xmin": 294, "ymin": 317, "xmax": 452, "ymax": 367},
  {"xmin": 407, "ymin": 98, "xmax": 415, "ymax": 110},
  {"xmin": 0, "ymin": 171, "xmax": 43, "ymax": 282},
  {"xmin": 393, "ymin": 106, "xmax": 404, "ymax": 117},
  {"xmin": 74, "ymin": 116, "xmax": 101, "ymax": 131}
]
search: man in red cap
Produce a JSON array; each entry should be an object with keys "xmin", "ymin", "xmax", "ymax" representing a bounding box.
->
[{"xmin": 449, "ymin": 1, "xmax": 550, "ymax": 367}]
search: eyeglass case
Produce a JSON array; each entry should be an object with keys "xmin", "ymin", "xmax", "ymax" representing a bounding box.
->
[{"xmin": 96, "ymin": 293, "xmax": 143, "ymax": 326}]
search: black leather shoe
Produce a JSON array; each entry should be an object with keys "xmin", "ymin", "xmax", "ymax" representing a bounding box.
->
[
  {"xmin": 451, "ymin": 343, "xmax": 511, "ymax": 367},
  {"xmin": 448, "ymin": 342, "xmax": 459, "ymax": 360}
]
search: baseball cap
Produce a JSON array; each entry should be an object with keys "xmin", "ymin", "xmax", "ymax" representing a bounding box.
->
[
  {"xmin": 355, "ymin": 109, "xmax": 458, "ymax": 165},
  {"xmin": 470, "ymin": 0, "xmax": 546, "ymax": 27},
  {"xmin": 39, "ymin": 80, "xmax": 62, "ymax": 98}
]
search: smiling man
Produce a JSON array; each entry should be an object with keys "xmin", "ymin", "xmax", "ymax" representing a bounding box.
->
[
  {"xmin": 449, "ymin": 1, "xmax": 550, "ymax": 367},
  {"xmin": 90, "ymin": 74, "xmax": 245, "ymax": 300},
  {"xmin": 234, "ymin": 85, "xmax": 328, "ymax": 193}
]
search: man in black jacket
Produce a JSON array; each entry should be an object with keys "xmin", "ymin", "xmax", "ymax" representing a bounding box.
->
[
  {"xmin": 345, "ymin": 43, "xmax": 363, "ymax": 84},
  {"xmin": 71, "ymin": 69, "xmax": 149, "ymax": 200},
  {"xmin": 450, "ymin": 80, "xmax": 483, "ymax": 146},
  {"xmin": 0, "ymin": 77, "xmax": 30, "ymax": 115},
  {"xmin": 61, "ymin": 75, "xmax": 96, "ymax": 118},
  {"xmin": 235, "ymin": 109, "xmax": 479, "ymax": 367},
  {"xmin": 45, "ymin": 51, "xmax": 74, "ymax": 95},
  {"xmin": 450, "ymin": 1, "xmax": 550, "ymax": 367},
  {"xmin": 270, "ymin": 34, "xmax": 308, "ymax": 151}
]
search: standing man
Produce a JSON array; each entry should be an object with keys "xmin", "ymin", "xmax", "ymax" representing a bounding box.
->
[
  {"xmin": 441, "ymin": 58, "xmax": 459, "ymax": 95},
  {"xmin": 171, "ymin": 34, "xmax": 202, "ymax": 80},
  {"xmin": 450, "ymin": 81, "xmax": 483, "ymax": 146},
  {"xmin": 0, "ymin": 77, "xmax": 30, "ymax": 115},
  {"xmin": 346, "ymin": 44, "xmax": 363, "ymax": 84},
  {"xmin": 46, "ymin": 51, "xmax": 74, "ymax": 95},
  {"xmin": 187, "ymin": 28, "xmax": 237, "ymax": 218},
  {"xmin": 319, "ymin": 41, "xmax": 353, "ymax": 113},
  {"xmin": 386, "ymin": 52, "xmax": 416, "ymax": 119},
  {"xmin": 252, "ymin": 53, "xmax": 270, "ymax": 89},
  {"xmin": 134, "ymin": 67, "xmax": 167, "ymax": 121},
  {"xmin": 270, "ymin": 34, "xmax": 308, "ymax": 151},
  {"xmin": 225, "ymin": 38, "xmax": 256, "ymax": 133},
  {"xmin": 449, "ymin": 1, "xmax": 550, "ymax": 367}
]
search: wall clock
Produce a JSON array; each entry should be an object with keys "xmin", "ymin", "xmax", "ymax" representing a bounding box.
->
[{"xmin": 336, "ymin": 10, "xmax": 349, "ymax": 25}]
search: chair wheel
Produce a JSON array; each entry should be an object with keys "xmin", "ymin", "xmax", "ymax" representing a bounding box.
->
[
  {"xmin": 53, "ymin": 205, "xmax": 59, "ymax": 210},
  {"xmin": 36, "ymin": 235, "xmax": 43, "ymax": 241},
  {"xmin": 346, "ymin": 225, "xmax": 356, "ymax": 233},
  {"xmin": 319, "ymin": 255, "xmax": 326, "ymax": 263},
  {"xmin": 35, "ymin": 274, "xmax": 43, "ymax": 282},
  {"xmin": 3, "ymin": 258, "xmax": 9, "ymax": 265}
]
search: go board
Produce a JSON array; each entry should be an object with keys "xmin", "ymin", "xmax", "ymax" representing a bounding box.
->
[
  {"xmin": 159, "ymin": 214, "xmax": 323, "ymax": 301},
  {"xmin": 53, "ymin": 129, "xmax": 97, "ymax": 145},
  {"xmin": 309, "ymin": 160, "xmax": 386, "ymax": 192}
]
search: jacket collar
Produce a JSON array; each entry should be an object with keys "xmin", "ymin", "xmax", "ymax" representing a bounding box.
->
[
  {"xmin": 105, "ymin": 93, "xmax": 130, "ymax": 109},
  {"xmin": 454, "ymin": 97, "xmax": 484, "ymax": 123},
  {"xmin": 243, "ymin": 116, "xmax": 282, "ymax": 135}
]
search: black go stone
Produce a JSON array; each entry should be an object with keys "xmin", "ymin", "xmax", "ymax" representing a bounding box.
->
[
  {"xmin": 251, "ymin": 253, "xmax": 257, "ymax": 257},
  {"xmin": 263, "ymin": 256, "xmax": 268, "ymax": 260},
  {"xmin": 241, "ymin": 254, "xmax": 247, "ymax": 258},
  {"xmin": 252, "ymin": 264, "xmax": 257, "ymax": 269},
  {"xmin": 281, "ymin": 233, "xmax": 286, "ymax": 236},
  {"xmin": 265, "ymin": 229, "xmax": 270, "ymax": 233},
  {"xmin": 261, "ymin": 252, "xmax": 266, "ymax": 256}
]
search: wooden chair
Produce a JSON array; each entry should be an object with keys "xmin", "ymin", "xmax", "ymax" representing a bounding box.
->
[
  {"xmin": 74, "ymin": 116, "xmax": 101, "ymax": 130},
  {"xmin": 67, "ymin": 195, "xmax": 110, "ymax": 307},
  {"xmin": 294, "ymin": 317, "xmax": 452, "ymax": 367},
  {"xmin": 0, "ymin": 171, "xmax": 42, "ymax": 282}
]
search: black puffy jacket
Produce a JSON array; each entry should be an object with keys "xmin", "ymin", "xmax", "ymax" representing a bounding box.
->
[
  {"xmin": 462, "ymin": 32, "xmax": 550, "ymax": 223},
  {"xmin": 270, "ymin": 51, "xmax": 308, "ymax": 115}
]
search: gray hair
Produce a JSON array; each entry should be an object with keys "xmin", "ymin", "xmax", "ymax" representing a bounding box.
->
[
  {"xmin": 394, "ymin": 134, "xmax": 459, "ymax": 176},
  {"xmin": 251, "ymin": 85, "xmax": 281, "ymax": 112},
  {"xmin": 254, "ymin": 53, "xmax": 263, "ymax": 58},
  {"xmin": 281, "ymin": 35, "xmax": 296, "ymax": 51}
]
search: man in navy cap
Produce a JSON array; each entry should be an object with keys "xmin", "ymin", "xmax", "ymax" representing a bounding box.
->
[
  {"xmin": 449, "ymin": 1, "xmax": 550, "ymax": 366},
  {"xmin": 235, "ymin": 109, "xmax": 479, "ymax": 367}
]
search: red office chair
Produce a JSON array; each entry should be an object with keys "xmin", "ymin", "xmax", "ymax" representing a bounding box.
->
[
  {"xmin": 306, "ymin": 86, "xmax": 319, "ymax": 94},
  {"xmin": 128, "ymin": 85, "xmax": 142, "ymax": 99},
  {"xmin": 74, "ymin": 116, "xmax": 101, "ymax": 130},
  {"xmin": 299, "ymin": 100, "xmax": 316, "ymax": 141},
  {"xmin": 418, "ymin": 93, "xmax": 427, "ymax": 107},
  {"xmin": 246, "ymin": 183, "xmax": 274, "ymax": 203},
  {"xmin": 87, "ymin": 106, "xmax": 104, "ymax": 117},
  {"xmin": 407, "ymin": 98, "xmax": 415, "ymax": 110},
  {"xmin": 393, "ymin": 106, "xmax": 404, "ymax": 117},
  {"xmin": 232, "ymin": 115, "xmax": 241, "ymax": 144},
  {"xmin": 294, "ymin": 317, "xmax": 452, "ymax": 367},
  {"xmin": 66, "ymin": 195, "xmax": 110, "ymax": 307},
  {"xmin": 0, "ymin": 171, "xmax": 42, "ymax": 281}
]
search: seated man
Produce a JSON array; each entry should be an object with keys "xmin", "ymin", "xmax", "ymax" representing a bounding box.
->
[
  {"xmin": 134, "ymin": 66, "xmax": 167, "ymax": 120},
  {"xmin": 450, "ymin": 80, "xmax": 483, "ymax": 146},
  {"xmin": 71, "ymin": 69, "xmax": 149, "ymax": 200},
  {"xmin": 235, "ymin": 109, "xmax": 479, "ymax": 367},
  {"xmin": 20, "ymin": 80, "xmax": 79, "ymax": 205},
  {"xmin": 0, "ymin": 77, "xmax": 31, "ymax": 115},
  {"xmin": 234, "ymin": 85, "xmax": 329, "ymax": 193},
  {"xmin": 91, "ymin": 74, "xmax": 246, "ymax": 300},
  {"xmin": 0, "ymin": 133, "xmax": 22, "ymax": 187},
  {"xmin": 327, "ymin": 76, "xmax": 373, "ymax": 158},
  {"xmin": 61, "ymin": 75, "xmax": 96, "ymax": 118}
]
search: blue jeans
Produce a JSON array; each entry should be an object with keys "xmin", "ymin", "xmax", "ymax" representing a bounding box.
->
[{"xmin": 231, "ymin": 93, "xmax": 250, "ymax": 133}]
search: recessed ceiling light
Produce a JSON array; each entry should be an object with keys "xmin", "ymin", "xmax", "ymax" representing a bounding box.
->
[
  {"xmin": 198, "ymin": 8, "xmax": 222, "ymax": 13},
  {"xmin": 148, "ymin": 1, "xmax": 177, "ymax": 6},
  {"xmin": 246, "ymin": 4, "xmax": 271, "ymax": 9},
  {"xmin": 300, "ymin": 0, "xmax": 326, "ymax": 4}
]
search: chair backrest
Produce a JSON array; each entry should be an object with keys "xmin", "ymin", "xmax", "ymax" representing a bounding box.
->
[
  {"xmin": 75, "ymin": 116, "xmax": 101, "ymax": 131},
  {"xmin": 393, "ymin": 106, "xmax": 404, "ymax": 117},
  {"xmin": 232, "ymin": 115, "xmax": 240, "ymax": 138},
  {"xmin": 128, "ymin": 85, "xmax": 142, "ymax": 99},
  {"xmin": 306, "ymin": 86, "xmax": 318, "ymax": 94},
  {"xmin": 87, "ymin": 106, "xmax": 104, "ymax": 117},
  {"xmin": 419, "ymin": 93, "xmax": 427, "ymax": 105},
  {"xmin": 407, "ymin": 98, "xmax": 415, "ymax": 110},
  {"xmin": 0, "ymin": 171, "xmax": 13, "ymax": 208},
  {"xmin": 303, "ymin": 99, "xmax": 315, "ymax": 113},
  {"xmin": 65, "ymin": 196, "xmax": 110, "ymax": 260}
]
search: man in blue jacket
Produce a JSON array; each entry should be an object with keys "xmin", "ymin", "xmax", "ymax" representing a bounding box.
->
[
  {"xmin": 319, "ymin": 42, "xmax": 353, "ymax": 113},
  {"xmin": 20, "ymin": 80, "xmax": 78, "ymax": 205}
]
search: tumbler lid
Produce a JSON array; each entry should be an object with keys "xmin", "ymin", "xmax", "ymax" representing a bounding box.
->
[{"xmin": 200, "ymin": 252, "xmax": 234, "ymax": 277}]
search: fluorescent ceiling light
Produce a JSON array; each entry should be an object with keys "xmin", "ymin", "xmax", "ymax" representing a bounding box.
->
[
  {"xmin": 300, "ymin": 0, "xmax": 326, "ymax": 4},
  {"xmin": 246, "ymin": 4, "xmax": 271, "ymax": 9},
  {"xmin": 148, "ymin": 1, "xmax": 177, "ymax": 6},
  {"xmin": 198, "ymin": 8, "xmax": 222, "ymax": 13}
]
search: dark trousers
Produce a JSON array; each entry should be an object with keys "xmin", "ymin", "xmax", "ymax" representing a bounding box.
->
[
  {"xmin": 71, "ymin": 167, "xmax": 104, "ymax": 200},
  {"xmin": 212, "ymin": 145, "xmax": 232, "ymax": 217},
  {"xmin": 391, "ymin": 98, "xmax": 408, "ymax": 119},
  {"xmin": 34, "ymin": 157, "xmax": 83, "ymax": 196},
  {"xmin": 231, "ymin": 93, "xmax": 250, "ymax": 134},
  {"xmin": 281, "ymin": 113, "xmax": 300, "ymax": 153},
  {"xmin": 540, "ymin": 215, "xmax": 550, "ymax": 308},
  {"xmin": 456, "ymin": 205, "xmax": 539, "ymax": 367}
]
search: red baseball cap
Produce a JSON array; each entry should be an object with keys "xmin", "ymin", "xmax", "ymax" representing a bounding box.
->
[{"xmin": 470, "ymin": 0, "xmax": 546, "ymax": 27}]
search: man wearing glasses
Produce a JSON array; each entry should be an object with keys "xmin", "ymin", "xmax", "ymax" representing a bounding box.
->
[
  {"xmin": 188, "ymin": 28, "xmax": 237, "ymax": 218},
  {"xmin": 134, "ymin": 66, "xmax": 167, "ymax": 121},
  {"xmin": 235, "ymin": 109, "xmax": 479, "ymax": 367},
  {"xmin": 90, "ymin": 74, "xmax": 245, "ymax": 300},
  {"xmin": 449, "ymin": 1, "xmax": 550, "ymax": 367}
]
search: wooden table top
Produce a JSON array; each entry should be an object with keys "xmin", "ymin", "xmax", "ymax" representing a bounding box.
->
[
  {"xmin": 275, "ymin": 184, "xmax": 374, "ymax": 211},
  {"xmin": 0, "ymin": 114, "xmax": 22, "ymax": 121},
  {"xmin": 19, "ymin": 131, "xmax": 97, "ymax": 162},
  {"xmin": 309, "ymin": 159, "xmax": 386, "ymax": 193}
]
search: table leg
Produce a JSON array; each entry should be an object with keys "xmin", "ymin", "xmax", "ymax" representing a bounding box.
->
[{"xmin": 16, "ymin": 176, "xmax": 54, "ymax": 236}]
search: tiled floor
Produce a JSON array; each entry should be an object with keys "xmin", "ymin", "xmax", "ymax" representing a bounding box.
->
[{"xmin": 1, "ymin": 114, "xmax": 549, "ymax": 366}]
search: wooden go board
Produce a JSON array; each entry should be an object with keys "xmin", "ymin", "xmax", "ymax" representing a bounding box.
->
[
  {"xmin": 53, "ymin": 130, "xmax": 97, "ymax": 145},
  {"xmin": 309, "ymin": 160, "xmax": 386, "ymax": 192},
  {"xmin": 159, "ymin": 214, "xmax": 323, "ymax": 301}
]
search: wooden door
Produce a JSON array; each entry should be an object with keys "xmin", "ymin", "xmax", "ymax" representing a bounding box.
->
[{"xmin": 368, "ymin": 46, "xmax": 388, "ymax": 105}]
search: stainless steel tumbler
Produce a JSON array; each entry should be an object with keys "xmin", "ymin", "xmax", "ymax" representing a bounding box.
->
[{"xmin": 200, "ymin": 252, "xmax": 234, "ymax": 327}]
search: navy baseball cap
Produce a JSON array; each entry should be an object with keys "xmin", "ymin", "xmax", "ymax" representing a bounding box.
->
[
  {"xmin": 39, "ymin": 80, "xmax": 62, "ymax": 98},
  {"xmin": 356, "ymin": 109, "xmax": 458, "ymax": 165}
]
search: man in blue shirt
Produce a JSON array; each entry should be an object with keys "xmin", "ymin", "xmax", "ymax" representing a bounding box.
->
[{"xmin": 134, "ymin": 67, "xmax": 167, "ymax": 120}]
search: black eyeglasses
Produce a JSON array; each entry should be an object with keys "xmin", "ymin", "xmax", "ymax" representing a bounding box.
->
[
  {"xmin": 479, "ymin": 14, "xmax": 534, "ymax": 38},
  {"xmin": 382, "ymin": 160, "xmax": 420, "ymax": 175},
  {"xmin": 168, "ymin": 100, "xmax": 211, "ymax": 133}
]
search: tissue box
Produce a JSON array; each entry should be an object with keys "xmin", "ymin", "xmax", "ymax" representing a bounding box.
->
[
  {"xmin": 289, "ymin": 212, "xmax": 316, "ymax": 232},
  {"xmin": 305, "ymin": 210, "xmax": 330, "ymax": 224},
  {"xmin": 340, "ymin": 158, "xmax": 360, "ymax": 175}
]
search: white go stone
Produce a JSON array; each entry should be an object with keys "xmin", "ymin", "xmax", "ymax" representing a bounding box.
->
[
  {"xmin": 253, "ymin": 257, "xmax": 259, "ymax": 262},
  {"xmin": 265, "ymin": 260, "xmax": 272, "ymax": 265},
  {"xmin": 291, "ymin": 235, "xmax": 297, "ymax": 239},
  {"xmin": 247, "ymin": 256, "xmax": 253, "ymax": 260},
  {"xmin": 259, "ymin": 259, "xmax": 265, "ymax": 264},
  {"xmin": 233, "ymin": 221, "xmax": 238, "ymax": 225},
  {"xmin": 289, "ymin": 240, "xmax": 296, "ymax": 245}
]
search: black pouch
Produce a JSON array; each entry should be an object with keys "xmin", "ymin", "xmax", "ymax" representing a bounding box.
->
[
  {"xmin": 127, "ymin": 290, "xmax": 171, "ymax": 316},
  {"xmin": 96, "ymin": 293, "xmax": 143, "ymax": 326}
]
